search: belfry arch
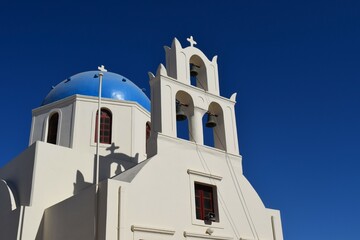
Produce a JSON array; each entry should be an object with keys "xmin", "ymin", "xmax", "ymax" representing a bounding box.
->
[
  {"xmin": 175, "ymin": 90, "xmax": 194, "ymax": 141},
  {"xmin": 189, "ymin": 55, "xmax": 208, "ymax": 91},
  {"xmin": 207, "ymin": 102, "xmax": 226, "ymax": 151}
]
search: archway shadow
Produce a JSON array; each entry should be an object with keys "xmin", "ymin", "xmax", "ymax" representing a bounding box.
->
[
  {"xmin": 98, "ymin": 143, "xmax": 139, "ymax": 181},
  {"xmin": 73, "ymin": 143, "xmax": 139, "ymax": 195}
]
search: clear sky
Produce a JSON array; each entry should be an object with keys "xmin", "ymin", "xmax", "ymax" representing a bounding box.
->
[{"xmin": 1, "ymin": 0, "xmax": 359, "ymax": 239}]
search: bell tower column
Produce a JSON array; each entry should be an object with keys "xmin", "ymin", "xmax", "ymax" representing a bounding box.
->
[
  {"xmin": 189, "ymin": 107, "xmax": 205, "ymax": 144},
  {"xmin": 149, "ymin": 64, "xmax": 177, "ymax": 138}
]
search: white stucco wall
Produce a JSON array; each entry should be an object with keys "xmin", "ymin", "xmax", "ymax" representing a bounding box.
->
[
  {"xmin": 30, "ymin": 97, "xmax": 75, "ymax": 147},
  {"xmin": 106, "ymin": 134, "xmax": 282, "ymax": 240},
  {"xmin": 31, "ymin": 95, "xmax": 150, "ymax": 176}
]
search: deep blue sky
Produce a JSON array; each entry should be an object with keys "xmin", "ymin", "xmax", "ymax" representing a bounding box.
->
[{"xmin": 1, "ymin": 0, "xmax": 359, "ymax": 239}]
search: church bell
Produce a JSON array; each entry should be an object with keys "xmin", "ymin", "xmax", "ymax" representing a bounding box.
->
[
  {"xmin": 205, "ymin": 112, "xmax": 217, "ymax": 128},
  {"xmin": 190, "ymin": 63, "xmax": 199, "ymax": 77},
  {"xmin": 176, "ymin": 100, "xmax": 187, "ymax": 121}
]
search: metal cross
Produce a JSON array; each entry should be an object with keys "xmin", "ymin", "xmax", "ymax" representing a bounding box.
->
[
  {"xmin": 187, "ymin": 36, "xmax": 197, "ymax": 47},
  {"xmin": 98, "ymin": 65, "xmax": 108, "ymax": 72}
]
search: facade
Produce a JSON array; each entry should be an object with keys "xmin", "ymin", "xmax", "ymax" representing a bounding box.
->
[{"xmin": 0, "ymin": 38, "xmax": 283, "ymax": 240}]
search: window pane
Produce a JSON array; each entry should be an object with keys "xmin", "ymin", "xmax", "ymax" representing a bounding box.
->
[
  {"xmin": 195, "ymin": 197, "xmax": 200, "ymax": 207},
  {"xmin": 196, "ymin": 209, "xmax": 201, "ymax": 219},
  {"xmin": 204, "ymin": 199, "xmax": 212, "ymax": 209},
  {"xmin": 194, "ymin": 183, "xmax": 216, "ymax": 221},
  {"xmin": 95, "ymin": 109, "xmax": 112, "ymax": 144},
  {"xmin": 203, "ymin": 191, "xmax": 211, "ymax": 198},
  {"xmin": 47, "ymin": 113, "xmax": 59, "ymax": 144}
]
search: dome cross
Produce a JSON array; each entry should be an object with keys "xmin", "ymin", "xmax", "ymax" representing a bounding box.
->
[{"xmin": 98, "ymin": 65, "xmax": 108, "ymax": 72}]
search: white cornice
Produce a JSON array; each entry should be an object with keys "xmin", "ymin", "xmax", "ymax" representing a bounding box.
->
[
  {"xmin": 187, "ymin": 169, "xmax": 222, "ymax": 181},
  {"xmin": 32, "ymin": 94, "xmax": 150, "ymax": 116},
  {"xmin": 131, "ymin": 225, "xmax": 175, "ymax": 235},
  {"xmin": 183, "ymin": 231, "xmax": 233, "ymax": 240}
]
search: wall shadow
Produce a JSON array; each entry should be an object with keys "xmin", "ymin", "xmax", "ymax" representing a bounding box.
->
[
  {"xmin": 35, "ymin": 213, "xmax": 45, "ymax": 240},
  {"xmin": 0, "ymin": 181, "xmax": 21, "ymax": 240},
  {"xmin": 92, "ymin": 143, "xmax": 140, "ymax": 183},
  {"xmin": 73, "ymin": 170, "xmax": 92, "ymax": 195}
]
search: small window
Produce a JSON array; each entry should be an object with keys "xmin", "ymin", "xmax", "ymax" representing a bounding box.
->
[
  {"xmin": 146, "ymin": 121, "xmax": 151, "ymax": 141},
  {"xmin": 95, "ymin": 109, "xmax": 112, "ymax": 144},
  {"xmin": 47, "ymin": 112, "xmax": 59, "ymax": 144},
  {"xmin": 195, "ymin": 183, "xmax": 218, "ymax": 222}
]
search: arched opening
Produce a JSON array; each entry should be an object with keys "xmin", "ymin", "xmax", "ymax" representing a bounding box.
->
[
  {"xmin": 177, "ymin": 116, "xmax": 189, "ymax": 140},
  {"xmin": 189, "ymin": 55, "xmax": 208, "ymax": 91},
  {"xmin": 202, "ymin": 113, "xmax": 215, "ymax": 148},
  {"xmin": 47, "ymin": 112, "xmax": 59, "ymax": 144},
  {"xmin": 95, "ymin": 108, "xmax": 112, "ymax": 144},
  {"xmin": 175, "ymin": 91, "xmax": 194, "ymax": 141},
  {"xmin": 203, "ymin": 102, "xmax": 226, "ymax": 151}
]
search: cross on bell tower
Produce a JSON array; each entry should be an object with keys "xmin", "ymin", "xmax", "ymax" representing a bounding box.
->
[{"xmin": 187, "ymin": 36, "xmax": 197, "ymax": 47}]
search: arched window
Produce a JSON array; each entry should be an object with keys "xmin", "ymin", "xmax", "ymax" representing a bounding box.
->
[
  {"xmin": 95, "ymin": 108, "xmax": 112, "ymax": 144},
  {"xmin": 47, "ymin": 112, "xmax": 59, "ymax": 144}
]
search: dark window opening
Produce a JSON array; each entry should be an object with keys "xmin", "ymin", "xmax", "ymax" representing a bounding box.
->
[
  {"xmin": 146, "ymin": 122, "xmax": 151, "ymax": 141},
  {"xmin": 95, "ymin": 109, "xmax": 112, "ymax": 144},
  {"xmin": 47, "ymin": 113, "xmax": 59, "ymax": 144},
  {"xmin": 195, "ymin": 183, "xmax": 217, "ymax": 222}
]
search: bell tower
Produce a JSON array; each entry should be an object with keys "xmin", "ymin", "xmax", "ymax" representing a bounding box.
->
[{"xmin": 149, "ymin": 37, "xmax": 239, "ymax": 155}]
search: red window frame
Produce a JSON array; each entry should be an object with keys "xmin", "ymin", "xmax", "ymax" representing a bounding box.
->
[
  {"xmin": 195, "ymin": 183, "xmax": 215, "ymax": 221},
  {"xmin": 47, "ymin": 112, "xmax": 59, "ymax": 144},
  {"xmin": 95, "ymin": 109, "xmax": 112, "ymax": 144}
]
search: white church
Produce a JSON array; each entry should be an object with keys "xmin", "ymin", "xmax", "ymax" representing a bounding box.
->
[{"xmin": 0, "ymin": 37, "xmax": 283, "ymax": 240}]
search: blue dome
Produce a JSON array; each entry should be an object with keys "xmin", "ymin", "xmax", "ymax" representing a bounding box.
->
[{"xmin": 42, "ymin": 71, "xmax": 150, "ymax": 111}]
